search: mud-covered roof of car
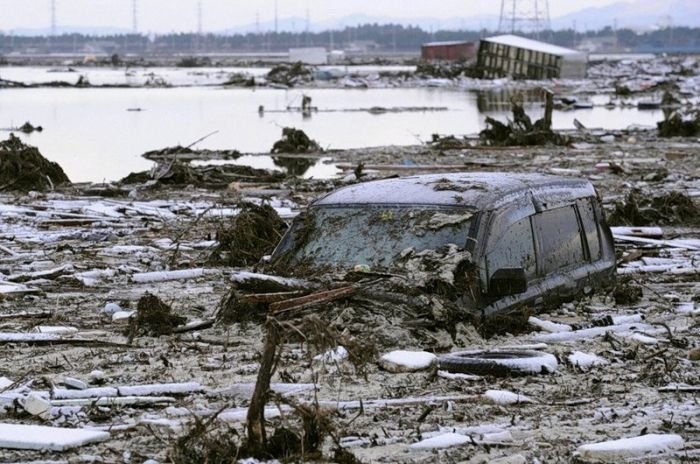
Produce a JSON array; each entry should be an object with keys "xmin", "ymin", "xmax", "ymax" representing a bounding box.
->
[{"xmin": 313, "ymin": 172, "xmax": 595, "ymax": 209}]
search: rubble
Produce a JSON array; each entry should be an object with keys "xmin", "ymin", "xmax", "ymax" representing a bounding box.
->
[
  {"xmin": 209, "ymin": 202, "xmax": 287, "ymax": 267},
  {"xmin": 608, "ymin": 190, "xmax": 700, "ymax": 226},
  {"xmin": 479, "ymin": 97, "xmax": 568, "ymax": 147},
  {"xmin": 0, "ymin": 97, "xmax": 696, "ymax": 462},
  {"xmin": 0, "ymin": 134, "xmax": 70, "ymax": 191},
  {"xmin": 270, "ymin": 127, "xmax": 321, "ymax": 154},
  {"xmin": 266, "ymin": 62, "xmax": 313, "ymax": 87}
]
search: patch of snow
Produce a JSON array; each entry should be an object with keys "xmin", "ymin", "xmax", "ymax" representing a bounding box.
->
[
  {"xmin": 102, "ymin": 302, "xmax": 122, "ymax": 315},
  {"xmin": 568, "ymin": 351, "xmax": 608, "ymax": 369},
  {"xmin": 483, "ymin": 390, "xmax": 533, "ymax": 405},
  {"xmin": 313, "ymin": 346, "xmax": 348, "ymax": 363},
  {"xmin": 576, "ymin": 434, "xmax": 684, "ymax": 461},
  {"xmin": 132, "ymin": 268, "xmax": 219, "ymax": 283},
  {"xmin": 409, "ymin": 432, "xmax": 469, "ymax": 450},
  {"xmin": 528, "ymin": 316, "xmax": 572, "ymax": 333},
  {"xmin": 0, "ymin": 423, "xmax": 110, "ymax": 450},
  {"xmin": 378, "ymin": 350, "xmax": 437, "ymax": 373},
  {"xmin": 118, "ymin": 382, "xmax": 204, "ymax": 396},
  {"xmin": 437, "ymin": 370, "xmax": 480, "ymax": 380}
]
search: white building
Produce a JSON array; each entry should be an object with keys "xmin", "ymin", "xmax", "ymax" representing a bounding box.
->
[{"xmin": 288, "ymin": 47, "xmax": 328, "ymax": 65}]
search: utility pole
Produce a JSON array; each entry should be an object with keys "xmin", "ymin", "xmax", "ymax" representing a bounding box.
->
[{"xmin": 274, "ymin": 0, "xmax": 278, "ymax": 34}]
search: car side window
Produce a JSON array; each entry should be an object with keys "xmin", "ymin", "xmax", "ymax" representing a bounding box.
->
[
  {"xmin": 577, "ymin": 198, "xmax": 601, "ymax": 261},
  {"xmin": 485, "ymin": 216, "xmax": 537, "ymax": 282},
  {"xmin": 533, "ymin": 206, "xmax": 584, "ymax": 274}
]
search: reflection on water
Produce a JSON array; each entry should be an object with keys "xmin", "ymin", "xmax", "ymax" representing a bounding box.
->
[{"xmin": 0, "ymin": 85, "xmax": 663, "ymax": 182}]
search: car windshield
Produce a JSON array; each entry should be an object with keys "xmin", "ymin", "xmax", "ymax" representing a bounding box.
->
[{"xmin": 275, "ymin": 205, "xmax": 475, "ymax": 269}]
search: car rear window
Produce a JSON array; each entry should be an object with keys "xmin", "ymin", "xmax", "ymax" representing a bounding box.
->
[{"xmin": 279, "ymin": 206, "xmax": 474, "ymax": 269}]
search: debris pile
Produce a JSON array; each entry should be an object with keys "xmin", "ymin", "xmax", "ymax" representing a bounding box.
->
[
  {"xmin": 120, "ymin": 162, "xmax": 284, "ymax": 188},
  {"xmin": 608, "ymin": 190, "xmax": 700, "ymax": 226},
  {"xmin": 416, "ymin": 61, "xmax": 478, "ymax": 79},
  {"xmin": 271, "ymin": 127, "xmax": 321, "ymax": 154},
  {"xmin": 479, "ymin": 101, "xmax": 568, "ymax": 147},
  {"xmin": 127, "ymin": 293, "xmax": 186, "ymax": 338},
  {"xmin": 266, "ymin": 62, "xmax": 313, "ymax": 87},
  {"xmin": 657, "ymin": 110, "xmax": 700, "ymax": 137},
  {"xmin": 210, "ymin": 202, "xmax": 287, "ymax": 267},
  {"xmin": 0, "ymin": 134, "xmax": 70, "ymax": 191}
]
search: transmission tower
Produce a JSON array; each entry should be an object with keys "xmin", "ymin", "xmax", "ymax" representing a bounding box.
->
[
  {"xmin": 132, "ymin": 0, "xmax": 138, "ymax": 33},
  {"xmin": 498, "ymin": 0, "xmax": 550, "ymax": 35},
  {"xmin": 50, "ymin": 0, "xmax": 57, "ymax": 36},
  {"xmin": 197, "ymin": 0, "xmax": 203, "ymax": 35}
]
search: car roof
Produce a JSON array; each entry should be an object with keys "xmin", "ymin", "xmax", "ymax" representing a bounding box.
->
[{"xmin": 313, "ymin": 172, "xmax": 595, "ymax": 210}]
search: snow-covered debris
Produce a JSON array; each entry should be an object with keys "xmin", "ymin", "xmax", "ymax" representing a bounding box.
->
[
  {"xmin": 528, "ymin": 316, "xmax": 572, "ymax": 333},
  {"xmin": 53, "ymin": 387, "xmax": 118, "ymax": 400},
  {"xmin": 63, "ymin": 377, "xmax": 88, "ymax": 390},
  {"xmin": 437, "ymin": 370, "xmax": 480, "ymax": 380},
  {"xmin": 568, "ymin": 351, "xmax": 608, "ymax": 369},
  {"xmin": 409, "ymin": 432, "xmax": 469, "ymax": 450},
  {"xmin": 131, "ymin": 268, "xmax": 219, "ymax": 283},
  {"xmin": 0, "ymin": 423, "xmax": 109, "ymax": 450},
  {"xmin": 483, "ymin": 390, "xmax": 533, "ymax": 405},
  {"xmin": 22, "ymin": 392, "xmax": 51, "ymax": 419},
  {"xmin": 625, "ymin": 333, "xmax": 658, "ymax": 345},
  {"xmin": 378, "ymin": 350, "xmax": 437, "ymax": 373},
  {"xmin": 117, "ymin": 382, "xmax": 204, "ymax": 396},
  {"xmin": 112, "ymin": 310, "xmax": 135, "ymax": 323},
  {"xmin": 101, "ymin": 302, "xmax": 122, "ymax": 315},
  {"xmin": 576, "ymin": 434, "xmax": 684, "ymax": 462},
  {"xmin": 313, "ymin": 346, "xmax": 348, "ymax": 363},
  {"xmin": 531, "ymin": 322, "xmax": 660, "ymax": 343}
]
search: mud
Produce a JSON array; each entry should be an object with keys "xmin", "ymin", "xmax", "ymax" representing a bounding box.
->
[{"xmin": 0, "ymin": 129, "xmax": 697, "ymax": 462}]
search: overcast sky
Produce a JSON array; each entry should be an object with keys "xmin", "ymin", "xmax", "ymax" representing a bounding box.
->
[{"xmin": 0, "ymin": 0, "xmax": 629, "ymax": 33}]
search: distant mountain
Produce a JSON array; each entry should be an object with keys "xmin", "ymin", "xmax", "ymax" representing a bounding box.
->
[
  {"xmin": 222, "ymin": 14, "xmax": 500, "ymax": 35},
  {"xmin": 552, "ymin": 0, "xmax": 700, "ymax": 30},
  {"xmin": 8, "ymin": 26, "xmax": 133, "ymax": 36},
  {"xmin": 4, "ymin": 0, "xmax": 699, "ymax": 37}
]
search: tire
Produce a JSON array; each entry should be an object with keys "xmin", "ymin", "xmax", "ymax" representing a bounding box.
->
[{"xmin": 438, "ymin": 350, "xmax": 558, "ymax": 377}]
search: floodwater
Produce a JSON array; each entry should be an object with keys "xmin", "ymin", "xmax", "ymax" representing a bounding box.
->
[{"xmin": 0, "ymin": 68, "xmax": 664, "ymax": 183}]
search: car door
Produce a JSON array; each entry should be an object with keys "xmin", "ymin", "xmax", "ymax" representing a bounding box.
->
[
  {"xmin": 531, "ymin": 204, "xmax": 589, "ymax": 308},
  {"xmin": 479, "ymin": 214, "xmax": 545, "ymax": 317}
]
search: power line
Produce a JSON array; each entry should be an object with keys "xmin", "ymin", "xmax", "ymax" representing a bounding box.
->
[{"xmin": 498, "ymin": 0, "xmax": 551, "ymax": 35}]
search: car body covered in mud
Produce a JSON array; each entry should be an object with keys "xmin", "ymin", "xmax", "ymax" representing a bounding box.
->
[{"xmin": 271, "ymin": 172, "xmax": 616, "ymax": 317}]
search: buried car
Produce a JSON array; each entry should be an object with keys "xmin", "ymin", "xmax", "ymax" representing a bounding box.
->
[{"xmin": 270, "ymin": 172, "xmax": 616, "ymax": 317}]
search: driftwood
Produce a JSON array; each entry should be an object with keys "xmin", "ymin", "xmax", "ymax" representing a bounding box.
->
[{"xmin": 269, "ymin": 286, "xmax": 357, "ymax": 315}]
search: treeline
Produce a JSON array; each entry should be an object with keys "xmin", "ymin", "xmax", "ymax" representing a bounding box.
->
[{"xmin": 1, "ymin": 23, "xmax": 699, "ymax": 54}]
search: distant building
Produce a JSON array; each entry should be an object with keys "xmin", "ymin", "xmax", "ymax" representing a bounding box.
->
[
  {"xmin": 477, "ymin": 35, "xmax": 588, "ymax": 80},
  {"xmin": 288, "ymin": 47, "xmax": 328, "ymax": 65},
  {"xmin": 421, "ymin": 41, "xmax": 477, "ymax": 61}
]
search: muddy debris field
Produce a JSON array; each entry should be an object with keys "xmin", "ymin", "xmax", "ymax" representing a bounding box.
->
[{"xmin": 0, "ymin": 92, "xmax": 699, "ymax": 462}]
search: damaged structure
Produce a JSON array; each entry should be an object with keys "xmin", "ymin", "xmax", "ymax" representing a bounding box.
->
[
  {"xmin": 421, "ymin": 41, "xmax": 477, "ymax": 61},
  {"xmin": 477, "ymin": 34, "xmax": 588, "ymax": 79}
]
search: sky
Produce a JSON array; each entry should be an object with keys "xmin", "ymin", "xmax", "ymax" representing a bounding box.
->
[{"xmin": 0, "ymin": 0, "xmax": 629, "ymax": 33}]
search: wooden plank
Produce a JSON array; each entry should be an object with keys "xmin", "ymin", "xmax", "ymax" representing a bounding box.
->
[{"xmin": 269, "ymin": 286, "xmax": 356, "ymax": 315}]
